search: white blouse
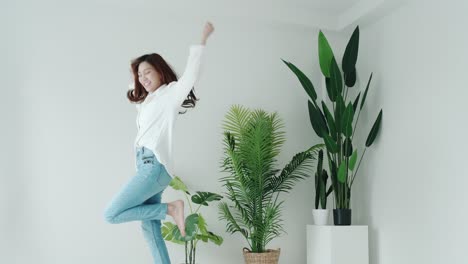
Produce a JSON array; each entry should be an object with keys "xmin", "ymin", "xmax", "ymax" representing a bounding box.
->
[{"xmin": 133, "ymin": 44, "xmax": 205, "ymax": 177}]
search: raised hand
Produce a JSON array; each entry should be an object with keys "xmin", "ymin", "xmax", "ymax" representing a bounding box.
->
[{"xmin": 201, "ymin": 22, "xmax": 214, "ymax": 45}]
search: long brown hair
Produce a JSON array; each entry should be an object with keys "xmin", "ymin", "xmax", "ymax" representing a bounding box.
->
[{"xmin": 127, "ymin": 53, "xmax": 199, "ymax": 114}]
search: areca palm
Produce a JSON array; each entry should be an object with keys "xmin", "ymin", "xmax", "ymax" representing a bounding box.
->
[{"xmin": 218, "ymin": 105, "xmax": 323, "ymax": 253}]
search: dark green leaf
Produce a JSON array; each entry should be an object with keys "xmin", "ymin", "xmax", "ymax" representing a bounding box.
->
[
  {"xmin": 360, "ymin": 73, "xmax": 373, "ymax": 110},
  {"xmin": 325, "ymin": 77, "xmax": 337, "ymax": 102},
  {"xmin": 341, "ymin": 103, "xmax": 354, "ymax": 137},
  {"xmin": 352, "ymin": 92, "xmax": 361, "ymax": 113},
  {"xmin": 323, "ymin": 133, "xmax": 338, "ymax": 153},
  {"xmin": 282, "ymin": 60, "xmax": 317, "ymax": 101},
  {"xmin": 342, "ymin": 137, "xmax": 353, "ymax": 157},
  {"xmin": 342, "ymin": 26, "xmax": 360, "ymax": 74},
  {"xmin": 318, "ymin": 170, "xmax": 327, "ymax": 209},
  {"xmin": 345, "ymin": 67, "xmax": 356, "ymax": 87},
  {"xmin": 321, "ymin": 101, "xmax": 336, "ymax": 140},
  {"xmin": 192, "ymin": 192, "xmax": 223, "ymax": 206},
  {"xmin": 365, "ymin": 110, "xmax": 383, "ymax": 147},
  {"xmin": 308, "ymin": 100, "xmax": 328, "ymax": 138},
  {"xmin": 349, "ymin": 150, "xmax": 358, "ymax": 171},
  {"xmin": 334, "ymin": 95, "xmax": 345, "ymax": 134},
  {"xmin": 330, "ymin": 56, "xmax": 343, "ymax": 95}
]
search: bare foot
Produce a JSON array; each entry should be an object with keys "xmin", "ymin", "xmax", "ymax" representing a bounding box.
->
[{"xmin": 168, "ymin": 200, "xmax": 186, "ymax": 237}]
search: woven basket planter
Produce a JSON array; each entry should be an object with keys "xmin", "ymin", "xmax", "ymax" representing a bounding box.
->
[{"xmin": 242, "ymin": 247, "xmax": 281, "ymax": 264}]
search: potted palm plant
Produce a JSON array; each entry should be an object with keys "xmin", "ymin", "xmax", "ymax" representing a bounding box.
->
[
  {"xmin": 282, "ymin": 25, "xmax": 383, "ymax": 225},
  {"xmin": 218, "ymin": 105, "xmax": 322, "ymax": 264},
  {"xmin": 162, "ymin": 176, "xmax": 223, "ymax": 264},
  {"xmin": 312, "ymin": 149, "xmax": 332, "ymax": 225}
]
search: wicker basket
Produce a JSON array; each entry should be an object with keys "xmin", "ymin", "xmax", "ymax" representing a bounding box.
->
[{"xmin": 242, "ymin": 247, "xmax": 281, "ymax": 264}]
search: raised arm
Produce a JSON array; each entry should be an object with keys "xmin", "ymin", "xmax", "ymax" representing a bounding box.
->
[{"xmin": 169, "ymin": 22, "xmax": 215, "ymax": 107}]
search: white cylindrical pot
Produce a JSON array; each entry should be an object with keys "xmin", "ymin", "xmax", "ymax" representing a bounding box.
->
[{"xmin": 312, "ymin": 209, "xmax": 329, "ymax": 225}]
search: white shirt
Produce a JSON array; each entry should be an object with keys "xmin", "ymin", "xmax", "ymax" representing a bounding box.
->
[{"xmin": 133, "ymin": 44, "xmax": 205, "ymax": 177}]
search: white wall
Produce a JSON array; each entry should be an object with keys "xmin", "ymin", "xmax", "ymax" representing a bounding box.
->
[
  {"xmin": 0, "ymin": 3, "xmax": 22, "ymax": 261},
  {"xmin": 349, "ymin": 0, "xmax": 468, "ymax": 263},
  {"xmin": 3, "ymin": 1, "xmax": 349, "ymax": 263}
]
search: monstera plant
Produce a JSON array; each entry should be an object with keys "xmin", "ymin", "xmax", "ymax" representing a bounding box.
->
[
  {"xmin": 162, "ymin": 176, "xmax": 223, "ymax": 264},
  {"xmin": 282, "ymin": 25, "xmax": 383, "ymax": 225}
]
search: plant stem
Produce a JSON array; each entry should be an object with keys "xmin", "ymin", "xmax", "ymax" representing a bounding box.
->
[
  {"xmin": 351, "ymin": 148, "xmax": 367, "ymax": 187},
  {"xmin": 189, "ymin": 240, "xmax": 193, "ymax": 264},
  {"xmin": 184, "ymin": 192, "xmax": 194, "ymax": 213},
  {"xmin": 193, "ymin": 244, "xmax": 197, "ymax": 264},
  {"xmin": 194, "ymin": 204, "xmax": 202, "ymax": 214},
  {"xmin": 352, "ymin": 105, "xmax": 362, "ymax": 140}
]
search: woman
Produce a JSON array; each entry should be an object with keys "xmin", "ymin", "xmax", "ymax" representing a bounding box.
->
[{"xmin": 104, "ymin": 22, "xmax": 214, "ymax": 264}]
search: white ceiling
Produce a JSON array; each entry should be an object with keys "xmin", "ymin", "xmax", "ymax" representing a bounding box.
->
[
  {"xmin": 266, "ymin": 0, "xmax": 409, "ymax": 31},
  {"xmin": 79, "ymin": 0, "xmax": 409, "ymax": 32},
  {"xmin": 293, "ymin": 0, "xmax": 362, "ymax": 14}
]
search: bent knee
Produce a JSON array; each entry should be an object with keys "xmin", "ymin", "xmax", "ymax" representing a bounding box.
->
[{"xmin": 103, "ymin": 209, "xmax": 118, "ymax": 224}]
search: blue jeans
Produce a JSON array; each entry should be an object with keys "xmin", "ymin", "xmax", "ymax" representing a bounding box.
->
[{"xmin": 104, "ymin": 146, "xmax": 173, "ymax": 264}]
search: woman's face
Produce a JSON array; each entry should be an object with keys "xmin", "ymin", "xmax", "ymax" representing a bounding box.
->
[{"xmin": 137, "ymin": 61, "xmax": 162, "ymax": 93}]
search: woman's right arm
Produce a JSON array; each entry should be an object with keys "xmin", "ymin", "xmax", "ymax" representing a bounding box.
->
[{"xmin": 169, "ymin": 22, "xmax": 215, "ymax": 107}]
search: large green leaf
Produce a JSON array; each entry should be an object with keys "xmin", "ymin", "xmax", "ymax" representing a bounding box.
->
[
  {"xmin": 330, "ymin": 56, "xmax": 343, "ymax": 95},
  {"xmin": 337, "ymin": 162, "xmax": 347, "ymax": 183},
  {"xmin": 349, "ymin": 150, "xmax": 358, "ymax": 171},
  {"xmin": 321, "ymin": 101, "xmax": 336, "ymax": 140},
  {"xmin": 314, "ymin": 150, "xmax": 324, "ymax": 209},
  {"xmin": 318, "ymin": 31, "xmax": 334, "ymax": 78},
  {"xmin": 360, "ymin": 73, "xmax": 373, "ymax": 110},
  {"xmin": 352, "ymin": 92, "xmax": 361, "ymax": 113},
  {"xmin": 197, "ymin": 213, "xmax": 208, "ymax": 235},
  {"xmin": 342, "ymin": 137, "xmax": 353, "ymax": 157},
  {"xmin": 341, "ymin": 103, "xmax": 355, "ymax": 137},
  {"xmin": 325, "ymin": 77, "xmax": 337, "ymax": 102},
  {"xmin": 342, "ymin": 26, "xmax": 360, "ymax": 74},
  {"xmin": 334, "ymin": 94, "xmax": 345, "ymax": 134},
  {"xmin": 282, "ymin": 60, "xmax": 317, "ymax": 101},
  {"xmin": 192, "ymin": 192, "xmax": 223, "ymax": 206},
  {"xmin": 308, "ymin": 100, "xmax": 328, "ymax": 138},
  {"xmin": 323, "ymin": 133, "xmax": 338, "ymax": 153},
  {"xmin": 320, "ymin": 169, "xmax": 329, "ymax": 209},
  {"xmin": 196, "ymin": 231, "xmax": 224, "ymax": 246},
  {"xmin": 161, "ymin": 222, "xmax": 185, "ymax": 245},
  {"xmin": 169, "ymin": 176, "xmax": 190, "ymax": 194},
  {"xmin": 173, "ymin": 213, "xmax": 199, "ymax": 242},
  {"xmin": 345, "ymin": 67, "xmax": 357, "ymax": 87},
  {"xmin": 365, "ymin": 110, "xmax": 383, "ymax": 147}
]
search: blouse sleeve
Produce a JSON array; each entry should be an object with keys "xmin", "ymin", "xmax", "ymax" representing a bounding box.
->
[{"xmin": 168, "ymin": 44, "xmax": 205, "ymax": 108}]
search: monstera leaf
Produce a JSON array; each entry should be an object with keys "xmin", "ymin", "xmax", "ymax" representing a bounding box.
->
[
  {"xmin": 173, "ymin": 213, "xmax": 199, "ymax": 242},
  {"xmin": 169, "ymin": 176, "xmax": 190, "ymax": 195},
  {"xmin": 191, "ymin": 192, "xmax": 223, "ymax": 206},
  {"xmin": 196, "ymin": 231, "xmax": 224, "ymax": 246},
  {"xmin": 161, "ymin": 222, "xmax": 185, "ymax": 245}
]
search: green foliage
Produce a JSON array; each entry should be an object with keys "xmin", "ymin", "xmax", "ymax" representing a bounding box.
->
[
  {"xmin": 282, "ymin": 25, "xmax": 383, "ymax": 209},
  {"xmin": 162, "ymin": 176, "xmax": 223, "ymax": 264},
  {"xmin": 218, "ymin": 105, "xmax": 323, "ymax": 252}
]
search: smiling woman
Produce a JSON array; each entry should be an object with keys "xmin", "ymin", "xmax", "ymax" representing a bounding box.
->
[
  {"xmin": 138, "ymin": 62, "xmax": 163, "ymax": 93},
  {"xmin": 127, "ymin": 50, "xmax": 199, "ymax": 112}
]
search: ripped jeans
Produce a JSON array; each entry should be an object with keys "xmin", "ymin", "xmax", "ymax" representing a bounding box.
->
[{"xmin": 104, "ymin": 146, "xmax": 173, "ymax": 264}]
